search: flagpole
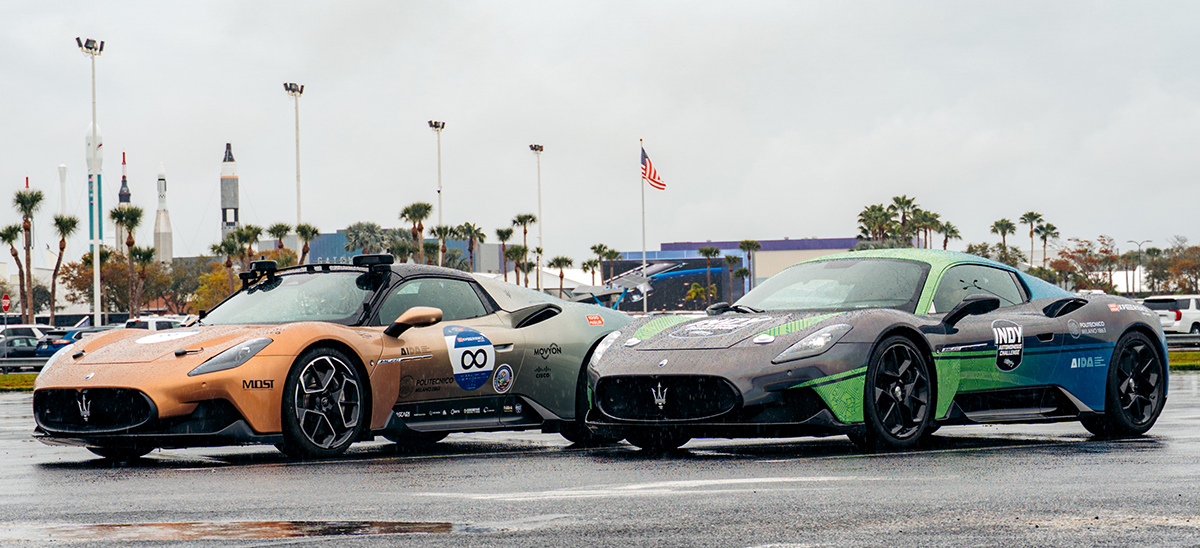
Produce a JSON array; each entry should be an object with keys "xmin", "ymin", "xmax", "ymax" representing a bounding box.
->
[{"xmin": 640, "ymin": 138, "xmax": 647, "ymax": 315}]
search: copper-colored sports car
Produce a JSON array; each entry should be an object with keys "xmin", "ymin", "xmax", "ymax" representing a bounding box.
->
[{"xmin": 33, "ymin": 255, "xmax": 629, "ymax": 460}]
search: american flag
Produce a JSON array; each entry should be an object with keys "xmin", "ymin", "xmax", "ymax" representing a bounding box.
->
[{"xmin": 641, "ymin": 147, "xmax": 665, "ymax": 190}]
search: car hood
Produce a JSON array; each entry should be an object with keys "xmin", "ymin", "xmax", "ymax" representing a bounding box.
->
[
  {"xmin": 628, "ymin": 312, "xmax": 843, "ymax": 350},
  {"xmin": 72, "ymin": 325, "xmax": 275, "ymax": 365}
]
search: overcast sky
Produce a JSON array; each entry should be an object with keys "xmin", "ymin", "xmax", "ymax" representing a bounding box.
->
[{"xmin": 3, "ymin": 2, "xmax": 1200, "ymax": 271}]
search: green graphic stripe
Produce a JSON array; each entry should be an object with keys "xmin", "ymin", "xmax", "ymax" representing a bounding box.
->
[
  {"xmin": 808, "ymin": 372, "xmax": 865, "ymax": 424},
  {"xmin": 791, "ymin": 366, "xmax": 866, "ymax": 389},
  {"xmin": 633, "ymin": 315, "xmax": 692, "ymax": 339},
  {"xmin": 758, "ymin": 313, "xmax": 840, "ymax": 337}
]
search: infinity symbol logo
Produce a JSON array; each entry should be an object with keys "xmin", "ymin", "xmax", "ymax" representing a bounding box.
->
[{"xmin": 460, "ymin": 349, "xmax": 489, "ymax": 369}]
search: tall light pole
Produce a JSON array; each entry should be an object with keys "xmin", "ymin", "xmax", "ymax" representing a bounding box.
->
[
  {"xmin": 428, "ymin": 121, "xmax": 445, "ymax": 228},
  {"xmin": 284, "ymin": 83, "xmax": 304, "ymax": 227},
  {"xmin": 529, "ymin": 144, "xmax": 543, "ymax": 291},
  {"xmin": 77, "ymin": 36, "xmax": 103, "ymax": 327},
  {"xmin": 1127, "ymin": 239, "xmax": 1151, "ymax": 295}
]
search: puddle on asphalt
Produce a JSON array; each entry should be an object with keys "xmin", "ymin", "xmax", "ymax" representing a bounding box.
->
[{"xmin": 3, "ymin": 520, "xmax": 454, "ymax": 541}]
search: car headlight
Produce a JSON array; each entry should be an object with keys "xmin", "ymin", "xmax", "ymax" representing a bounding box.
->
[
  {"xmin": 772, "ymin": 324, "xmax": 852, "ymax": 364},
  {"xmin": 589, "ymin": 330, "xmax": 622, "ymax": 371},
  {"xmin": 188, "ymin": 338, "xmax": 273, "ymax": 377}
]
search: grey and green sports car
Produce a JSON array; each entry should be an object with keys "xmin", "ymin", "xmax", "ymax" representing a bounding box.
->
[{"xmin": 585, "ymin": 249, "xmax": 1167, "ymax": 451}]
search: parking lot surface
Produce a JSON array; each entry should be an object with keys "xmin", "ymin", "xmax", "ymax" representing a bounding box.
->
[{"xmin": 2, "ymin": 374, "xmax": 1199, "ymax": 546}]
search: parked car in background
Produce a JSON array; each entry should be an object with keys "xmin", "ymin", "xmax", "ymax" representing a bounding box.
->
[
  {"xmin": 124, "ymin": 317, "xmax": 183, "ymax": 331},
  {"xmin": 1142, "ymin": 295, "xmax": 1200, "ymax": 334},
  {"xmin": 1, "ymin": 324, "xmax": 55, "ymax": 340},
  {"xmin": 35, "ymin": 328, "xmax": 117, "ymax": 357},
  {"xmin": 2, "ymin": 336, "xmax": 40, "ymax": 358}
]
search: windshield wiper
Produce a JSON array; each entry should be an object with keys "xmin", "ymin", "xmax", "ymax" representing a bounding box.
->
[
  {"xmin": 729, "ymin": 304, "xmax": 763, "ymax": 314},
  {"xmin": 706, "ymin": 302, "xmax": 763, "ymax": 315},
  {"xmin": 963, "ymin": 279, "xmax": 1017, "ymax": 306}
]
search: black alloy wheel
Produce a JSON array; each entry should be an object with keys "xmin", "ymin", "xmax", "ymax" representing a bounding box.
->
[
  {"xmin": 279, "ymin": 347, "xmax": 366, "ymax": 458},
  {"xmin": 1082, "ymin": 331, "xmax": 1165, "ymax": 437},
  {"xmin": 859, "ymin": 336, "xmax": 932, "ymax": 451},
  {"xmin": 625, "ymin": 429, "xmax": 691, "ymax": 451}
]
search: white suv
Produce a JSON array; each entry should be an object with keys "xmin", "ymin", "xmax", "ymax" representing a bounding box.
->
[
  {"xmin": 1143, "ymin": 295, "xmax": 1200, "ymax": 334},
  {"xmin": 124, "ymin": 317, "xmax": 183, "ymax": 331}
]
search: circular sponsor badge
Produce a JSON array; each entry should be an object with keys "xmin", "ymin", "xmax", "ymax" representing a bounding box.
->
[
  {"xmin": 135, "ymin": 330, "xmax": 201, "ymax": 345},
  {"xmin": 493, "ymin": 364, "xmax": 513, "ymax": 394},
  {"xmin": 443, "ymin": 326, "xmax": 496, "ymax": 391}
]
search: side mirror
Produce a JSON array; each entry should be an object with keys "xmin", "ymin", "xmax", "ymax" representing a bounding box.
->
[
  {"xmin": 943, "ymin": 294, "xmax": 1000, "ymax": 327},
  {"xmin": 384, "ymin": 306, "xmax": 443, "ymax": 338}
]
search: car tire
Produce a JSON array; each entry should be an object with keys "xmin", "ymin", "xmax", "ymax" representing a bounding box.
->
[
  {"xmin": 278, "ymin": 347, "xmax": 366, "ymax": 459},
  {"xmin": 625, "ymin": 429, "xmax": 690, "ymax": 451},
  {"xmin": 87, "ymin": 446, "xmax": 152, "ymax": 461},
  {"xmin": 559, "ymin": 354, "xmax": 621, "ymax": 446},
  {"xmin": 860, "ymin": 335, "xmax": 933, "ymax": 451},
  {"xmin": 1081, "ymin": 331, "xmax": 1165, "ymax": 438},
  {"xmin": 1191, "ymin": 324, "xmax": 1200, "ymax": 335}
]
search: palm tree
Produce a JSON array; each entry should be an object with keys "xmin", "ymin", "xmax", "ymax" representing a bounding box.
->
[
  {"xmin": 209, "ymin": 237, "xmax": 240, "ymax": 270},
  {"xmin": 738, "ymin": 240, "xmax": 762, "ymax": 288},
  {"xmin": 49, "ymin": 215, "xmax": 79, "ymax": 325},
  {"xmin": 590, "ymin": 244, "xmax": 610, "ymax": 284},
  {"xmin": 14, "ymin": 189, "xmax": 44, "ymax": 322},
  {"xmin": 518, "ymin": 260, "xmax": 536, "ymax": 288},
  {"xmin": 911, "ymin": 209, "xmax": 940, "ymax": 248},
  {"xmin": 505, "ymin": 245, "xmax": 527, "ymax": 286},
  {"xmin": 990, "ymin": 218, "xmax": 1016, "ymax": 248},
  {"xmin": 697, "ymin": 246, "xmax": 722, "ymax": 306},
  {"xmin": 400, "ymin": 202, "xmax": 434, "ymax": 264},
  {"xmin": 267, "ymin": 223, "xmax": 292, "ymax": 250},
  {"xmin": 239, "ymin": 224, "xmax": 264, "ymax": 261},
  {"xmin": 496, "ymin": 228, "xmax": 514, "ymax": 281},
  {"xmin": 344, "ymin": 222, "xmax": 385, "ymax": 254},
  {"xmin": 1019, "ymin": 211, "xmax": 1043, "ymax": 266},
  {"xmin": 733, "ymin": 267, "xmax": 751, "ymax": 290},
  {"xmin": 131, "ymin": 246, "xmax": 156, "ymax": 315},
  {"xmin": 724, "ymin": 255, "xmax": 741, "ymax": 301},
  {"xmin": 295, "ymin": 223, "xmax": 319, "ymax": 264},
  {"xmin": 109, "ymin": 205, "xmax": 144, "ymax": 317},
  {"xmin": 387, "ymin": 236, "xmax": 416, "ymax": 263},
  {"xmin": 888, "ymin": 195, "xmax": 917, "ymax": 240},
  {"xmin": 457, "ymin": 222, "xmax": 486, "ymax": 272},
  {"xmin": 581, "ymin": 259, "xmax": 600, "ymax": 285},
  {"xmin": 548, "ymin": 256, "xmax": 573, "ymax": 297},
  {"xmin": 422, "ymin": 241, "xmax": 440, "ymax": 265},
  {"xmin": 512, "ymin": 213, "xmax": 537, "ymax": 259},
  {"xmin": 430, "ymin": 225, "xmax": 456, "ymax": 266},
  {"xmin": 603, "ymin": 249, "xmax": 621, "ymax": 285},
  {"xmin": 532, "ymin": 247, "xmax": 544, "ymax": 290},
  {"xmin": 1035, "ymin": 223, "xmax": 1060, "ymax": 267},
  {"xmin": 0, "ymin": 225, "xmax": 26, "ymax": 322},
  {"xmin": 937, "ymin": 221, "xmax": 961, "ymax": 251}
]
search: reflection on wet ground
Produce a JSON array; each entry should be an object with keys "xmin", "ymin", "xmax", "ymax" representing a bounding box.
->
[{"xmin": 1, "ymin": 520, "xmax": 453, "ymax": 541}]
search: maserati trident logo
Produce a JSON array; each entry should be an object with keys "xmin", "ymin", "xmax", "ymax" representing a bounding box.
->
[
  {"xmin": 76, "ymin": 391, "xmax": 91, "ymax": 423},
  {"xmin": 651, "ymin": 382, "xmax": 668, "ymax": 411}
]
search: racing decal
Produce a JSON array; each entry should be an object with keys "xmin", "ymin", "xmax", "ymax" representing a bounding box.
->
[
  {"xmin": 587, "ymin": 314, "xmax": 604, "ymax": 326},
  {"xmin": 1070, "ymin": 355, "xmax": 1107, "ymax": 369},
  {"xmin": 533, "ymin": 343, "xmax": 562, "ymax": 359},
  {"xmin": 1108, "ymin": 303, "xmax": 1153, "ymax": 317},
  {"xmin": 444, "ymin": 326, "xmax": 496, "ymax": 391},
  {"xmin": 991, "ymin": 319, "xmax": 1024, "ymax": 371},
  {"xmin": 416, "ymin": 376, "xmax": 455, "ymax": 393},
  {"xmin": 242, "ymin": 379, "xmax": 274, "ymax": 390},
  {"xmin": 493, "ymin": 364, "xmax": 514, "ymax": 393},
  {"xmin": 1067, "ymin": 320, "xmax": 1106, "ymax": 339},
  {"xmin": 669, "ymin": 317, "xmax": 773, "ymax": 338},
  {"xmin": 632, "ymin": 315, "xmax": 692, "ymax": 339},
  {"xmin": 397, "ymin": 376, "xmax": 416, "ymax": 398},
  {"xmin": 534, "ymin": 366, "xmax": 552, "ymax": 378},
  {"xmin": 134, "ymin": 330, "xmax": 201, "ymax": 344},
  {"xmin": 757, "ymin": 313, "xmax": 840, "ymax": 337}
]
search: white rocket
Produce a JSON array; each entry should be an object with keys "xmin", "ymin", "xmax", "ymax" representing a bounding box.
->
[{"xmin": 153, "ymin": 164, "xmax": 173, "ymax": 264}]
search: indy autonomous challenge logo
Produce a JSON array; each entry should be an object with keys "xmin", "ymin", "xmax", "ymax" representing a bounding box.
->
[
  {"xmin": 991, "ymin": 319, "xmax": 1023, "ymax": 371},
  {"xmin": 444, "ymin": 326, "xmax": 495, "ymax": 391},
  {"xmin": 669, "ymin": 317, "xmax": 773, "ymax": 338}
]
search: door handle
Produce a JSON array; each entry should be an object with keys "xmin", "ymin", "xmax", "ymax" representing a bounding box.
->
[
  {"xmin": 495, "ymin": 344, "xmax": 515, "ymax": 353},
  {"xmin": 1036, "ymin": 333, "xmax": 1054, "ymax": 342}
]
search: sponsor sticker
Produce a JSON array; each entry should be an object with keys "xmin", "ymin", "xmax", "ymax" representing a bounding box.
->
[
  {"xmin": 533, "ymin": 343, "xmax": 562, "ymax": 360},
  {"xmin": 1068, "ymin": 319, "xmax": 1106, "ymax": 339},
  {"xmin": 242, "ymin": 379, "xmax": 274, "ymax": 390},
  {"xmin": 398, "ymin": 376, "xmax": 416, "ymax": 398},
  {"xmin": 493, "ymin": 364, "xmax": 514, "ymax": 393},
  {"xmin": 991, "ymin": 319, "xmax": 1024, "ymax": 371},
  {"xmin": 444, "ymin": 326, "xmax": 495, "ymax": 391},
  {"xmin": 669, "ymin": 317, "xmax": 773, "ymax": 338},
  {"xmin": 587, "ymin": 315, "xmax": 604, "ymax": 326},
  {"xmin": 1070, "ymin": 355, "xmax": 1107, "ymax": 369},
  {"xmin": 135, "ymin": 330, "xmax": 201, "ymax": 345}
]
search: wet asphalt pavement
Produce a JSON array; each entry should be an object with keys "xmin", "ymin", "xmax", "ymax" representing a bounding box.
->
[{"xmin": 2, "ymin": 374, "xmax": 1200, "ymax": 547}]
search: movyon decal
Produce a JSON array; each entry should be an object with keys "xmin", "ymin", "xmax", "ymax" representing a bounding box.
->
[
  {"xmin": 669, "ymin": 317, "xmax": 773, "ymax": 338},
  {"xmin": 444, "ymin": 326, "xmax": 496, "ymax": 391},
  {"xmin": 991, "ymin": 319, "xmax": 1024, "ymax": 371}
]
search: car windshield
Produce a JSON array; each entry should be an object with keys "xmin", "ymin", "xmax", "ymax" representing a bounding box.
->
[
  {"xmin": 203, "ymin": 271, "xmax": 377, "ymax": 325},
  {"xmin": 736, "ymin": 258, "xmax": 930, "ymax": 313}
]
